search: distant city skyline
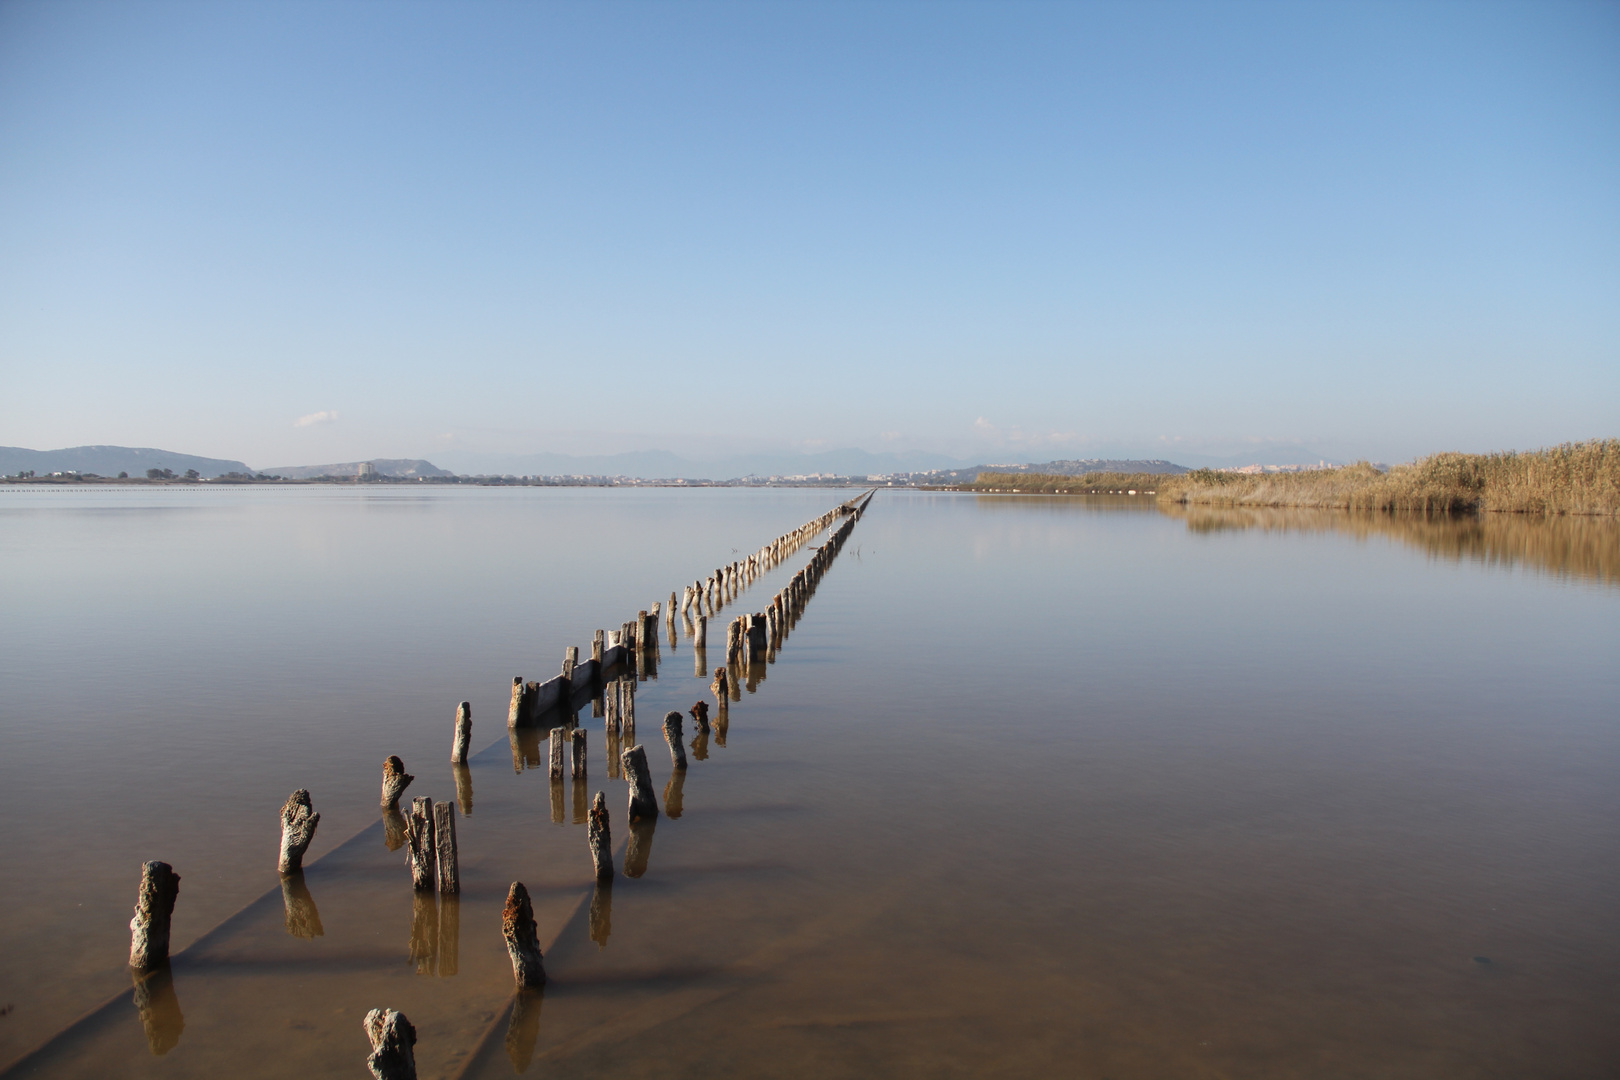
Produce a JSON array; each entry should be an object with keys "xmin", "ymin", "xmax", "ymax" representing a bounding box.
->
[{"xmin": 2, "ymin": 1, "xmax": 1615, "ymax": 467}]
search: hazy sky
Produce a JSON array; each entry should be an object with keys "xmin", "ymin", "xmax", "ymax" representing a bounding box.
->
[{"xmin": 2, "ymin": 1, "xmax": 1615, "ymax": 467}]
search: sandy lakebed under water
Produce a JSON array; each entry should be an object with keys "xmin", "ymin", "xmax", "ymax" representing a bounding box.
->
[{"xmin": 0, "ymin": 486, "xmax": 1616, "ymax": 1078}]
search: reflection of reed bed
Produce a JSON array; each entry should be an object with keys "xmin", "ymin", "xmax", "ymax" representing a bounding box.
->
[
  {"xmin": 970, "ymin": 471, "xmax": 1170, "ymax": 494},
  {"xmin": 1160, "ymin": 440, "xmax": 1620, "ymax": 516},
  {"xmin": 1165, "ymin": 505, "xmax": 1620, "ymax": 587}
]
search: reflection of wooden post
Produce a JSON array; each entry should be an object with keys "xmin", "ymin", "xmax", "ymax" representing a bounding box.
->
[
  {"xmin": 381, "ymin": 756, "xmax": 414, "ymax": 808},
  {"xmin": 406, "ymin": 797, "xmax": 436, "ymax": 890},
  {"xmin": 278, "ymin": 790, "xmax": 319, "ymax": 873},
  {"xmin": 451, "ymin": 702, "xmax": 472, "ymax": 763},
  {"xmin": 409, "ymin": 892, "xmax": 436, "ymax": 975},
  {"xmin": 452, "ymin": 763, "xmax": 473, "ymax": 815},
  {"xmin": 128, "ymin": 861, "xmax": 180, "ymax": 970},
  {"xmin": 433, "ymin": 801, "xmax": 459, "ymax": 894},
  {"xmin": 589, "ymin": 880, "xmax": 612, "ymax": 947},
  {"xmin": 436, "ymin": 894, "xmax": 459, "ymax": 977},
  {"xmin": 571, "ymin": 729, "xmax": 587, "ymax": 778},
  {"xmin": 588, "ymin": 791, "xmax": 613, "ymax": 880},
  {"xmin": 548, "ymin": 728, "xmax": 565, "ymax": 781},
  {"xmin": 131, "ymin": 964, "xmax": 184, "ymax": 1055},
  {"xmin": 621, "ymin": 745, "xmax": 658, "ymax": 821},
  {"xmin": 502, "ymin": 882, "xmax": 547, "ymax": 987},
  {"xmin": 280, "ymin": 870, "xmax": 323, "ymax": 939},
  {"xmin": 363, "ymin": 1008, "xmax": 417, "ymax": 1080},
  {"xmin": 663, "ymin": 711, "xmax": 687, "ymax": 770}
]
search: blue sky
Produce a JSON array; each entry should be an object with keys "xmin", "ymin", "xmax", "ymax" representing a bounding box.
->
[{"xmin": 1, "ymin": 0, "xmax": 1615, "ymax": 468}]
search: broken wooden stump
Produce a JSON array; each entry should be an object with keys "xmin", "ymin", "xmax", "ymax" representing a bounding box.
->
[
  {"xmin": 502, "ymin": 882, "xmax": 547, "ymax": 987},
  {"xmin": 589, "ymin": 790, "xmax": 613, "ymax": 880},
  {"xmin": 451, "ymin": 701, "xmax": 472, "ymax": 764},
  {"xmin": 663, "ymin": 711, "xmax": 687, "ymax": 770},
  {"xmin": 128, "ymin": 860, "xmax": 180, "ymax": 970},
  {"xmin": 406, "ymin": 796, "xmax": 436, "ymax": 890},
  {"xmin": 381, "ymin": 756, "xmax": 414, "ymax": 808},
  {"xmin": 363, "ymin": 1008, "xmax": 417, "ymax": 1080},
  {"xmin": 621, "ymin": 745, "xmax": 658, "ymax": 821},
  {"xmin": 433, "ymin": 801, "xmax": 459, "ymax": 894},
  {"xmin": 689, "ymin": 700, "xmax": 710, "ymax": 733},
  {"xmin": 278, "ymin": 789, "xmax": 319, "ymax": 874},
  {"xmin": 710, "ymin": 665, "xmax": 728, "ymax": 701},
  {"xmin": 571, "ymin": 728, "xmax": 587, "ymax": 778}
]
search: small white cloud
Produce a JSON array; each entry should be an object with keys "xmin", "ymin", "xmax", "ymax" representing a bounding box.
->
[
  {"xmin": 973, "ymin": 417, "xmax": 996, "ymax": 433},
  {"xmin": 294, "ymin": 410, "xmax": 339, "ymax": 428}
]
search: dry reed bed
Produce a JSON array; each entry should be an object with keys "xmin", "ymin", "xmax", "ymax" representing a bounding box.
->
[{"xmin": 1157, "ymin": 441, "xmax": 1620, "ymax": 516}]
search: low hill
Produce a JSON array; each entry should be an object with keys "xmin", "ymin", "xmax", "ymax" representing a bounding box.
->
[
  {"xmin": 0, "ymin": 445, "xmax": 253, "ymax": 478},
  {"xmin": 921, "ymin": 459, "xmax": 1188, "ymax": 485},
  {"xmin": 264, "ymin": 458, "xmax": 454, "ymax": 479}
]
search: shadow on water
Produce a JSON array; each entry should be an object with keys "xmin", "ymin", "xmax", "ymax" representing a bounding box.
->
[{"xmin": 1162, "ymin": 505, "xmax": 1620, "ymax": 587}]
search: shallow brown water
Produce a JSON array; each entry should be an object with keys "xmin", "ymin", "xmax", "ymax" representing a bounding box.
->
[{"xmin": 1, "ymin": 488, "xmax": 1616, "ymax": 1077}]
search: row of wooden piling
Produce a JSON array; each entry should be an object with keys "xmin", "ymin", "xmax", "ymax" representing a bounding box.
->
[{"xmin": 121, "ymin": 493, "xmax": 874, "ymax": 1080}]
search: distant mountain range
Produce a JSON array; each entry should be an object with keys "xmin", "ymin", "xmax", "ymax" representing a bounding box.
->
[
  {"xmin": 0, "ymin": 445, "xmax": 253, "ymax": 478},
  {"xmin": 2, "ymin": 443, "xmax": 1338, "ymax": 483},
  {"xmin": 264, "ymin": 458, "xmax": 454, "ymax": 480}
]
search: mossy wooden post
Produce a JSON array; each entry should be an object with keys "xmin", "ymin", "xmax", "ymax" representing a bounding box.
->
[
  {"xmin": 588, "ymin": 791, "xmax": 613, "ymax": 880},
  {"xmin": 381, "ymin": 756, "xmax": 414, "ymax": 808},
  {"xmin": 363, "ymin": 1008, "xmax": 417, "ymax": 1080},
  {"xmin": 433, "ymin": 801, "xmax": 459, "ymax": 895},
  {"xmin": 548, "ymin": 727, "xmax": 565, "ymax": 781},
  {"xmin": 663, "ymin": 711, "xmax": 687, "ymax": 770},
  {"xmin": 571, "ymin": 729, "xmax": 587, "ymax": 778},
  {"xmin": 128, "ymin": 861, "xmax": 180, "ymax": 970},
  {"xmin": 621, "ymin": 745, "xmax": 658, "ymax": 821},
  {"xmin": 278, "ymin": 789, "xmax": 319, "ymax": 873},
  {"xmin": 406, "ymin": 796, "xmax": 436, "ymax": 890},
  {"xmin": 502, "ymin": 883, "xmax": 546, "ymax": 988},
  {"xmin": 451, "ymin": 701, "xmax": 472, "ymax": 764}
]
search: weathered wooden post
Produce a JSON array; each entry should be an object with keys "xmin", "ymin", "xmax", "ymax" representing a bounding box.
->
[
  {"xmin": 502, "ymin": 882, "xmax": 547, "ymax": 987},
  {"xmin": 548, "ymin": 727, "xmax": 565, "ymax": 781},
  {"xmin": 694, "ymin": 614, "xmax": 707, "ymax": 647},
  {"xmin": 663, "ymin": 711, "xmax": 687, "ymax": 770},
  {"xmin": 689, "ymin": 700, "xmax": 710, "ymax": 733},
  {"xmin": 571, "ymin": 728, "xmax": 587, "ymax": 778},
  {"xmin": 621, "ymin": 677, "xmax": 636, "ymax": 743},
  {"xmin": 406, "ymin": 797, "xmax": 436, "ymax": 890},
  {"xmin": 451, "ymin": 701, "xmax": 472, "ymax": 764},
  {"xmin": 507, "ymin": 676, "xmax": 524, "ymax": 728},
  {"xmin": 621, "ymin": 745, "xmax": 658, "ymax": 821},
  {"xmin": 433, "ymin": 801, "xmax": 459, "ymax": 894},
  {"xmin": 562, "ymin": 646, "xmax": 577, "ymax": 683},
  {"xmin": 279, "ymin": 789, "xmax": 320, "ymax": 873},
  {"xmin": 363, "ymin": 1008, "xmax": 417, "ymax": 1080},
  {"xmin": 589, "ymin": 790, "xmax": 613, "ymax": 880},
  {"xmin": 592, "ymin": 628, "xmax": 604, "ymax": 665},
  {"xmin": 710, "ymin": 665, "xmax": 728, "ymax": 702},
  {"xmin": 128, "ymin": 861, "xmax": 180, "ymax": 970},
  {"xmin": 381, "ymin": 756, "xmax": 414, "ymax": 808}
]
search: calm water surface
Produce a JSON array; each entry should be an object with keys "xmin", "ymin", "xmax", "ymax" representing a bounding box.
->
[{"xmin": 0, "ymin": 487, "xmax": 1616, "ymax": 1078}]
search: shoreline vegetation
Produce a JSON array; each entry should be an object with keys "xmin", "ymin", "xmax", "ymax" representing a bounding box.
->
[{"xmin": 956, "ymin": 441, "xmax": 1620, "ymax": 517}]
